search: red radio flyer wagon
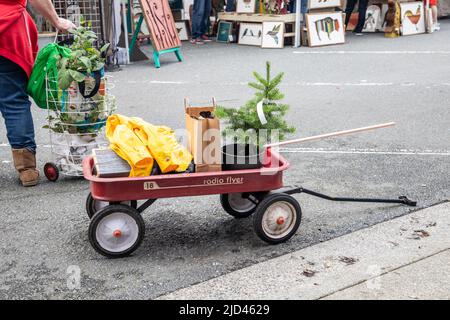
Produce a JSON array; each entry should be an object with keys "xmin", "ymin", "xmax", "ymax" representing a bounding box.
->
[{"xmin": 83, "ymin": 123, "xmax": 416, "ymax": 258}]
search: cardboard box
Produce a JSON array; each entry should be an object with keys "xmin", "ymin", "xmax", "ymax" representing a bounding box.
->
[{"xmin": 184, "ymin": 98, "xmax": 222, "ymax": 172}]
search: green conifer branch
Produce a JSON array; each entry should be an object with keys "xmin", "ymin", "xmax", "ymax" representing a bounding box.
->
[{"xmin": 216, "ymin": 61, "xmax": 296, "ymax": 147}]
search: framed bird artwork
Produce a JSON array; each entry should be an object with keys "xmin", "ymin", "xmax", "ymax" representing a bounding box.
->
[
  {"xmin": 400, "ymin": 1, "xmax": 426, "ymax": 35},
  {"xmin": 362, "ymin": 5, "xmax": 381, "ymax": 33},
  {"xmin": 175, "ymin": 21, "xmax": 189, "ymax": 41},
  {"xmin": 261, "ymin": 22, "xmax": 285, "ymax": 49},
  {"xmin": 236, "ymin": 0, "xmax": 256, "ymax": 13},
  {"xmin": 238, "ymin": 23, "xmax": 263, "ymax": 46}
]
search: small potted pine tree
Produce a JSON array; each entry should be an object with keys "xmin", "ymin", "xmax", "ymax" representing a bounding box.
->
[{"xmin": 216, "ymin": 61, "xmax": 295, "ymax": 170}]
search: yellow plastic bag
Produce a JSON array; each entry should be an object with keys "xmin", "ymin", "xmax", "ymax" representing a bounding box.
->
[
  {"xmin": 128, "ymin": 117, "xmax": 192, "ymax": 173},
  {"xmin": 105, "ymin": 114, "xmax": 192, "ymax": 177}
]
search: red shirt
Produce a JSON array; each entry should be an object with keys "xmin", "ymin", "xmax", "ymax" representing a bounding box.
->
[{"xmin": 0, "ymin": 0, "xmax": 38, "ymax": 78}]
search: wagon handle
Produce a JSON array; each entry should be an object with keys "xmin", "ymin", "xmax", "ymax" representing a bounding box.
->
[{"xmin": 264, "ymin": 122, "xmax": 396, "ymax": 148}]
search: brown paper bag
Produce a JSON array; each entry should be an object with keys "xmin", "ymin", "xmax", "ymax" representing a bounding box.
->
[{"xmin": 184, "ymin": 98, "xmax": 222, "ymax": 172}]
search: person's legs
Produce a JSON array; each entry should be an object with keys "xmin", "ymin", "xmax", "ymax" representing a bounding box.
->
[
  {"xmin": 344, "ymin": 0, "xmax": 358, "ymax": 27},
  {"xmin": 0, "ymin": 56, "xmax": 39, "ymax": 186},
  {"xmin": 301, "ymin": 0, "xmax": 308, "ymax": 14},
  {"xmin": 288, "ymin": 0, "xmax": 295, "ymax": 13},
  {"xmin": 432, "ymin": 5, "xmax": 438, "ymax": 24},
  {"xmin": 0, "ymin": 57, "xmax": 36, "ymax": 152},
  {"xmin": 225, "ymin": 0, "xmax": 235, "ymax": 12},
  {"xmin": 355, "ymin": 0, "xmax": 369, "ymax": 33},
  {"xmin": 200, "ymin": 0, "xmax": 212, "ymax": 36},
  {"xmin": 191, "ymin": 0, "xmax": 206, "ymax": 40}
]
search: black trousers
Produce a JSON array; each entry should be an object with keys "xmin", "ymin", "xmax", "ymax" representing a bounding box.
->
[{"xmin": 345, "ymin": 0, "xmax": 369, "ymax": 33}]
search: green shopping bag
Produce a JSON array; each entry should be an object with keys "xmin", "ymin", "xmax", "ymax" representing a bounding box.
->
[{"xmin": 27, "ymin": 43, "xmax": 71, "ymax": 109}]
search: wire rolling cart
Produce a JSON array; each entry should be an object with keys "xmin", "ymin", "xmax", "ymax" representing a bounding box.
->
[{"xmin": 43, "ymin": 74, "xmax": 116, "ymax": 182}]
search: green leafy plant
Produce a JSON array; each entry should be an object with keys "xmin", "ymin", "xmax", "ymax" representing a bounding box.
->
[
  {"xmin": 215, "ymin": 61, "xmax": 296, "ymax": 148},
  {"xmin": 57, "ymin": 22, "xmax": 109, "ymax": 90},
  {"xmin": 45, "ymin": 21, "xmax": 113, "ymax": 136}
]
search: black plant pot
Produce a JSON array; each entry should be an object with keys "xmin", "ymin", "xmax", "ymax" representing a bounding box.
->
[{"xmin": 222, "ymin": 143, "xmax": 264, "ymax": 171}]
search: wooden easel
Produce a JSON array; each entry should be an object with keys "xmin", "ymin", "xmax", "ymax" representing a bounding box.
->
[{"xmin": 129, "ymin": 0, "xmax": 183, "ymax": 68}]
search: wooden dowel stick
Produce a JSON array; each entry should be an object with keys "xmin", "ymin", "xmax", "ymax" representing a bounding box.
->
[{"xmin": 264, "ymin": 122, "xmax": 396, "ymax": 148}]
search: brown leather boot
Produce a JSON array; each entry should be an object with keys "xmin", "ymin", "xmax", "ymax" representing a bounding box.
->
[{"xmin": 12, "ymin": 148, "xmax": 39, "ymax": 187}]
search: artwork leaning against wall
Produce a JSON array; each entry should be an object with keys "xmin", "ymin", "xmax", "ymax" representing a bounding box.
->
[
  {"xmin": 239, "ymin": 23, "xmax": 263, "ymax": 46},
  {"xmin": 306, "ymin": 12, "xmax": 345, "ymax": 47},
  {"xmin": 400, "ymin": 1, "xmax": 426, "ymax": 35}
]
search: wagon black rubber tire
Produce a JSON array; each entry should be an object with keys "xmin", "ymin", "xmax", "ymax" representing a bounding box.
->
[
  {"xmin": 85, "ymin": 193, "xmax": 138, "ymax": 219},
  {"xmin": 88, "ymin": 204, "xmax": 145, "ymax": 258},
  {"xmin": 220, "ymin": 192, "xmax": 267, "ymax": 218},
  {"xmin": 253, "ymin": 193, "xmax": 302, "ymax": 244},
  {"xmin": 44, "ymin": 162, "xmax": 59, "ymax": 182}
]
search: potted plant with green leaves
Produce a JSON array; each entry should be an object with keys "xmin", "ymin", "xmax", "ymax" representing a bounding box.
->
[
  {"xmin": 52, "ymin": 22, "xmax": 111, "ymax": 135},
  {"xmin": 215, "ymin": 61, "xmax": 295, "ymax": 170},
  {"xmin": 57, "ymin": 24, "xmax": 109, "ymax": 91}
]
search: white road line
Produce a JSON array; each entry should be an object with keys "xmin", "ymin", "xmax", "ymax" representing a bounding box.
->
[
  {"xmin": 111, "ymin": 80, "xmax": 450, "ymax": 87},
  {"xmin": 293, "ymin": 50, "xmax": 450, "ymax": 54},
  {"xmin": 279, "ymin": 147, "xmax": 450, "ymax": 156},
  {"xmin": 302, "ymin": 82, "xmax": 394, "ymax": 86},
  {"xmin": 122, "ymin": 80, "xmax": 187, "ymax": 84},
  {"xmin": 1, "ymin": 144, "xmax": 447, "ymax": 156}
]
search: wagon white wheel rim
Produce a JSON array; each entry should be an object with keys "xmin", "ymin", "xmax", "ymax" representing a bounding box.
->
[
  {"xmin": 228, "ymin": 193, "xmax": 256, "ymax": 213},
  {"xmin": 96, "ymin": 212, "xmax": 139, "ymax": 253},
  {"xmin": 262, "ymin": 201, "xmax": 296, "ymax": 239}
]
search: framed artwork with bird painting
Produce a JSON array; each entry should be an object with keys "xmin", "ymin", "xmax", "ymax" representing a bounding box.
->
[
  {"xmin": 175, "ymin": 21, "xmax": 189, "ymax": 41},
  {"xmin": 236, "ymin": 0, "xmax": 256, "ymax": 13},
  {"xmin": 400, "ymin": 1, "xmax": 426, "ymax": 35},
  {"xmin": 238, "ymin": 23, "xmax": 263, "ymax": 46},
  {"xmin": 362, "ymin": 5, "xmax": 381, "ymax": 32},
  {"xmin": 261, "ymin": 22, "xmax": 285, "ymax": 48}
]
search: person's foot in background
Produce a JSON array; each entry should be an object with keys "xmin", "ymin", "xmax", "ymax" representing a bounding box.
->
[
  {"xmin": 190, "ymin": 38, "xmax": 205, "ymax": 45},
  {"xmin": 201, "ymin": 34, "xmax": 212, "ymax": 42}
]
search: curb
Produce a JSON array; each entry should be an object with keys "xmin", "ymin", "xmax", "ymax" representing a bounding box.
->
[{"xmin": 158, "ymin": 202, "xmax": 450, "ymax": 300}]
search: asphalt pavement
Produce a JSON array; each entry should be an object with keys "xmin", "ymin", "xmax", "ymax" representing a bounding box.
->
[
  {"xmin": 160, "ymin": 202, "xmax": 450, "ymax": 300},
  {"xmin": 0, "ymin": 21, "xmax": 449, "ymax": 299}
]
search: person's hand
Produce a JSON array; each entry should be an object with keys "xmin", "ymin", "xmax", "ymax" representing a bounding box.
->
[{"xmin": 54, "ymin": 18, "xmax": 76, "ymax": 32}]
